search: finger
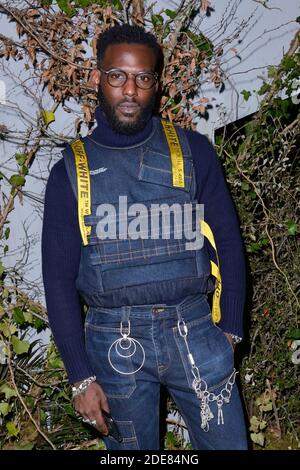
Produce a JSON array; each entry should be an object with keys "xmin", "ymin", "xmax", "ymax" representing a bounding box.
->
[
  {"xmin": 98, "ymin": 411, "xmax": 109, "ymax": 435},
  {"xmin": 101, "ymin": 403, "xmax": 110, "ymax": 414}
]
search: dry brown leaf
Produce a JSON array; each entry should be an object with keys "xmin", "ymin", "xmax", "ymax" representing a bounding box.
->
[
  {"xmin": 67, "ymin": 66, "xmax": 76, "ymax": 81},
  {"xmin": 190, "ymin": 58, "xmax": 196, "ymax": 72},
  {"xmin": 193, "ymin": 104, "xmax": 206, "ymax": 114},
  {"xmin": 132, "ymin": 0, "xmax": 145, "ymax": 25},
  {"xmin": 27, "ymin": 9, "xmax": 39, "ymax": 17},
  {"xmin": 82, "ymin": 104, "xmax": 92, "ymax": 123},
  {"xmin": 200, "ymin": 0, "xmax": 210, "ymax": 12},
  {"xmin": 27, "ymin": 47, "xmax": 36, "ymax": 65},
  {"xmin": 74, "ymin": 117, "xmax": 82, "ymax": 134},
  {"xmin": 91, "ymin": 38, "xmax": 97, "ymax": 58}
]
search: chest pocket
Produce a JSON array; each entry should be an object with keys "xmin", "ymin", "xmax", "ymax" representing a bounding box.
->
[
  {"xmin": 84, "ymin": 149, "xmax": 196, "ymax": 269},
  {"xmin": 138, "ymin": 149, "xmax": 193, "ymax": 194}
]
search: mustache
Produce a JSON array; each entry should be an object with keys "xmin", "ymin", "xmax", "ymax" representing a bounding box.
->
[{"xmin": 118, "ymin": 99, "xmax": 140, "ymax": 105}]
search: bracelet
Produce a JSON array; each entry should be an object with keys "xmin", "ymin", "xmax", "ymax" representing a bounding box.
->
[
  {"xmin": 71, "ymin": 375, "xmax": 96, "ymax": 397},
  {"xmin": 226, "ymin": 333, "xmax": 242, "ymax": 345}
]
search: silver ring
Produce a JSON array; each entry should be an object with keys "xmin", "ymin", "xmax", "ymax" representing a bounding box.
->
[
  {"xmin": 108, "ymin": 337, "xmax": 145, "ymax": 375},
  {"xmin": 82, "ymin": 418, "xmax": 97, "ymax": 426}
]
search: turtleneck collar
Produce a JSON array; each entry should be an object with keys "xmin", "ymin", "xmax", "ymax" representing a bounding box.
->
[{"xmin": 89, "ymin": 106, "xmax": 153, "ymax": 148}]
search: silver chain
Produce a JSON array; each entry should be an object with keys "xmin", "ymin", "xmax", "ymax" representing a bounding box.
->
[{"xmin": 177, "ymin": 318, "xmax": 237, "ymax": 432}]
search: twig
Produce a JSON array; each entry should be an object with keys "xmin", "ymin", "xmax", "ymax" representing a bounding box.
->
[
  {"xmin": 6, "ymin": 338, "xmax": 56, "ymax": 450},
  {"xmin": 0, "ymin": 3, "xmax": 92, "ymax": 71},
  {"xmin": 15, "ymin": 364, "xmax": 68, "ymax": 388},
  {"xmin": 166, "ymin": 418, "xmax": 188, "ymax": 430},
  {"xmin": 0, "ymin": 101, "xmax": 59, "ymax": 237},
  {"xmin": 266, "ymin": 378, "xmax": 281, "ymax": 439}
]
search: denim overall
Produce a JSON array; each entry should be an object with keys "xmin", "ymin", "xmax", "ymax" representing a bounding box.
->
[{"xmin": 63, "ymin": 118, "xmax": 247, "ymax": 450}]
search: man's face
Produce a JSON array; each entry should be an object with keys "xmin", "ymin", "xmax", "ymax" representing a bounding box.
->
[{"xmin": 98, "ymin": 43, "xmax": 158, "ymax": 134}]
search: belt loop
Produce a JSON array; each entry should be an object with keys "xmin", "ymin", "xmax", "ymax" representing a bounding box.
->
[
  {"xmin": 121, "ymin": 306, "xmax": 131, "ymax": 322},
  {"xmin": 176, "ymin": 303, "xmax": 184, "ymax": 323}
]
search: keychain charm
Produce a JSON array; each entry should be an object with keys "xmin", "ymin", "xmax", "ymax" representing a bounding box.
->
[{"xmin": 108, "ymin": 320, "xmax": 145, "ymax": 375}]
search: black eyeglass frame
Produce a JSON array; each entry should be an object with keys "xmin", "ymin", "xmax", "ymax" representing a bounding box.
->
[{"xmin": 99, "ymin": 68, "xmax": 158, "ymax": 89}]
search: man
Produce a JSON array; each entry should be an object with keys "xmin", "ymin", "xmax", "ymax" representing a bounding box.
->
[{"xmin": 42, "ymin": 23, "xmax": 248, "ymax": 450}]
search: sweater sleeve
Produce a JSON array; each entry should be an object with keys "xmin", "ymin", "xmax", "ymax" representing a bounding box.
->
[
  {"xmin": 186, "ymin": 130, "xmax": 246, "ymax": 338},
  {"xmin": 42, "ymin": 158, "xmax": 95, "ymax": 383}
]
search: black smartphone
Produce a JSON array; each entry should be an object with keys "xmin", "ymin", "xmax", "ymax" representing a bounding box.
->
[{"xmin": 102, "ymin": 409, "xmax": 123, "ymax": 443}]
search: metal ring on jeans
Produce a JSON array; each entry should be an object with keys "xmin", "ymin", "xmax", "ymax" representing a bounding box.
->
[{"xmin": 108, "ymin": 337, "xmax": 145, "ymax": 375}]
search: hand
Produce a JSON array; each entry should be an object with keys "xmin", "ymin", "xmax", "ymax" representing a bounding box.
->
[
  {"xmin": 223, "ymin": 332, "xmax": 236, "ymax": 351},
  {"xmin": 73, "ymin": 381, "xmax": 110, "ymax": 435}
]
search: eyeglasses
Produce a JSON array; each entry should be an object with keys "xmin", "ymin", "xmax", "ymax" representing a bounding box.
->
[{"xmin": 100, "ymin": 68, "xmax": 158, "ymax": 90}]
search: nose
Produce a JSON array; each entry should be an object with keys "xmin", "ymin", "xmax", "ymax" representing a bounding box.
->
[{"xmin": 122, "ymin": 74, "xmax": 138, "ymax": 97}]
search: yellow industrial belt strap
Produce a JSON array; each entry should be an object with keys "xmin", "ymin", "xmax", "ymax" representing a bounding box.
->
[
  {"xmin": 161, "ymin": 120, "xmax": 185, "ymax": 188},
  {"xmin": 162, "ymin": 119, "xmax": 222, "ymax": 323},
  {"xmin": 200, "ymin": 220, "xmax": 222, "ymax": 323},
  {"xmin": 71, "ymin": 139, "xmax": 91, "ymax": 246}
]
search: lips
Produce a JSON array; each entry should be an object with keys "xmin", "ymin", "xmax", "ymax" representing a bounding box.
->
[{"xmin": 118, "ymin": 102, "xmax": 140, "ymax": 115}]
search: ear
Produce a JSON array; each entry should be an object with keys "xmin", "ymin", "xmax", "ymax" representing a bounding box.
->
[{"xmin": 89, "ymin": 69, "xmax": 101, "ymax": 90}]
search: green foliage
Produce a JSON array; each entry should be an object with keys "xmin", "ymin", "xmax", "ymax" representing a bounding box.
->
[
  {"xmin": 287, "ymin": 328, "xmax": 300, "ymax": 340},
  {"xmin": 0, "ymin": 384, "xmax": 18, "ymax": 399},
  {"xmin": 165, "ymin": 9, "xmax": 177, "ymax": 20},
  {"xmin": 6, "ymin": 422, "xmax": 19, "ymax": 437},
  {"xmin": 11, "ymin": 336, "xmax": 30, "ymax": 355},
  {"xmin": 241, "ymin": 89, "xmax": 252, "ymax": 101},
  {"xmin": 44, "ymin": 0, "xmax": 123, "ymax": 15},
  {"xmin": 15, "ymin": 154, "xmax": 27, "ymax": 166},
  {"xmin": 0, "ymin": 402, "xmax": 11, "ymax": 417},
  {"xmin": 287, "ymin": 221, "xmax": 297, "ymax": 236},
  {"xmin": 216, "ymin": 41, "xmax": 300, "ymax": 448},
  {"xmin": 9, "ymin": 175, "xmax": 25, "ymax": 188}
]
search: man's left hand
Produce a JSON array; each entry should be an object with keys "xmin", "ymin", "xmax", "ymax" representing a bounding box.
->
[{"xmin": 224, "ymin": 332, "xmax": 236, "ymax": 351}]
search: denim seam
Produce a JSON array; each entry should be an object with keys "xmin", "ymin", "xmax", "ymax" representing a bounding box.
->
[
  {"xmin": 157, "ymin": 332, "xmax": 171, "ymax": 376},
  {"xmin": 105, "ymin": 389, "xmax": 136, "ymax": 399},
  {"xmin": 171, "ymin": 313, "xmax": 212, "ymax": 333},
  {"xmin": 207, "ymin": 372, "xmax": 235, "ymax": 392},
  {"xmin": 115, "ymin": 420, "xmax": 137, "ymax": 442},
  {"xmin": 151, "ymin": 321, "xmax": 161, "ymax": 377},
  {"xmin": 85, "ymin": 324, "xmax": 120, "ymax": 332},
  {"xmin": 144, "ymin": 149, "xmax": 176, "ymax": 159},
  {"xmin": 177, "ymin": 295, "xmax": 208, "ymax": 314},
  {"xmin": 173, "ymin": 332, "xmax": 194, "ymax": 390}
]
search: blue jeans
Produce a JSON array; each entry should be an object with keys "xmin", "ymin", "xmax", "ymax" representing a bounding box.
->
[{"xmin": 85, "ymin": 294, "xmax": 248, "ymax": 450}]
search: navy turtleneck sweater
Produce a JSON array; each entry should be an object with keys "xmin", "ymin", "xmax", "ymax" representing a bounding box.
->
[{"xmin": 42, "ymin": 109, "xmax": 246, "ymax": 384}]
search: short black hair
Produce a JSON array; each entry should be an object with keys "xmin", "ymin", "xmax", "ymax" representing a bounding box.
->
[{"xmin": 97, "ymin": 23, "xmax": 163, "ymax": 75}]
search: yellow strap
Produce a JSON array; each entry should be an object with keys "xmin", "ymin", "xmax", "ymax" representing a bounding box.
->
[
  {"xmin": 161, "ymin": 120, "xmax": 185, "ymax": 188},
  {"xmin": 161, "ymin": 120, "xmax": 221, "ymax": 322},
  {"xmin": 71, "ymin": 139, "xmax": 91, "ymax": 246},
  {"xmin": 200, "ymin": 220, "xmax": 222, "ymax": 323}
]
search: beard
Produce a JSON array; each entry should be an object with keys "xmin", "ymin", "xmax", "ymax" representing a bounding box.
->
[{"xmin": 98, "ymin": 88, "xmax": 156, "ymax": 135}]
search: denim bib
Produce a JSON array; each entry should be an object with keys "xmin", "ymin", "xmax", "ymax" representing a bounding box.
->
[{"xmin": 63, "ymin": 117, "xmax": 214, "ymax": 308}]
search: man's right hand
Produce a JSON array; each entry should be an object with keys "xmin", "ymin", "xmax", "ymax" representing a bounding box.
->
[{"xmin": 73, "ymin": 381, "xmax": 110, "ymax": 435}]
